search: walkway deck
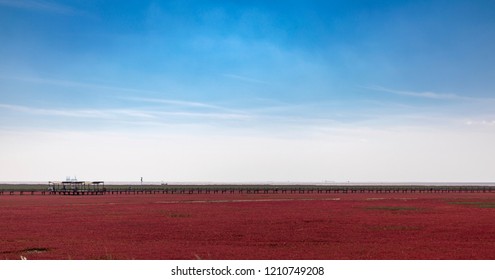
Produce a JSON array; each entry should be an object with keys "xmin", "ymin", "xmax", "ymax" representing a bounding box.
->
[{"xmin": 1, "ymin": 185, "xmax": 494, "ymax": 196}]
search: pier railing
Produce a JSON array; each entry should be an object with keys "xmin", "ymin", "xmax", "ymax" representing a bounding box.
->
[{"xmin": 1, "ymin": 184, "xmax": 494, "ymax": 195}]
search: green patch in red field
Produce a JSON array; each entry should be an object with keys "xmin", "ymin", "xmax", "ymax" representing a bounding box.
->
[
  {"xmin": 364, "ymin": 206, "xmax": 422, "ymax": 211},
  {"xmin": 1, "ymin": 247, "xmax": 50, "ymax": 255},
  {"xmin": 366, "ymin": 225, "xmax": 423, "ymax": 231},
  {"xmin": 448, "ymin": 201, "xmax": 495, "ymax": 208}
]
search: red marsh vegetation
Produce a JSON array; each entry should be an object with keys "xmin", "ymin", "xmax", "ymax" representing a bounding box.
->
[{"xmin": 0, "ymin": 192, "xmax": 494, "ymax": 259}]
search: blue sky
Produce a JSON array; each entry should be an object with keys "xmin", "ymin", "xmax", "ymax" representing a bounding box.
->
[{"xmin": 1, "ymin": 0, "xmax": 495, "ymax": 182}]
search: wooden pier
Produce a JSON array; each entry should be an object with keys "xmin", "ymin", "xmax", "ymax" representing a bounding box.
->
[{"xmin": 1, "ymin": 184, "xmax": 494, "ymax": 196}]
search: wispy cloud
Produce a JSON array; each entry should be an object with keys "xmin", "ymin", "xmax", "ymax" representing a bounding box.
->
[
  {"xmin": 0, "ymin": 103, "xmax": 152, "ymax": 119},
  {"xmin": 0, "ymin": 75, "xmax": 265, "ymax": 112},
  {"xmin": 0, "ymin": 103, "xmax": 252, "ymax": 123},
  {"xmin": 124, "ymin": 97, "xmax": 224, "ymax": 110},
  {"xmin": 0, "ymin": 75, "xmax": 255, "ymax": 122},
  {"xmin": 364, "ymin": 85, "xmax": 468, "ymax": 100},
  {"xmin": 0, "ymin": 76, "xmax": 251, "ymax": 115},
  {"xmin": 0, "ymin": 0, "xmax": 74, "ymax": 14},
  {"xmin": 0, "ymin": 75, "xmax": 159, "ymax": 95},
  {"xmin": 0, "ymin": 102, "xmax": 351, "ymax": 131}
]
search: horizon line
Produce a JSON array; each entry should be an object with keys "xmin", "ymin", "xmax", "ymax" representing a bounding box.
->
[{"xmin": 1, "ymin": 181, "xmax": 494, "ymax": 186}]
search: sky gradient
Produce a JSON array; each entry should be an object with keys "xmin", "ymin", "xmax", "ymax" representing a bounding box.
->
[{"xmin": 1, "ymin": 0, "xmax": 495, "ymax": 183}]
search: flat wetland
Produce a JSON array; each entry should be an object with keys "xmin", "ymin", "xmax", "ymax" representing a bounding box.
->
[{"xmin": 1, "ymin": 185, "xmax": 494, "ymax": 260}]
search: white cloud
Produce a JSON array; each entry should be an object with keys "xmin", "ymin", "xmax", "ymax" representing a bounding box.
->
[
  {"xmin": 124, "ymin": 97, "xmax": 226, "ymax": 110},
  {"xmin": 0, "ymin": 103, "xmax": 156, "ymax": 119},
  {"xmin": 364, "ymin": 85, "xmax": 494, "ymax": 102},
  {"xmin": 0, "ymin": 103, "xmax": 253, "ymax": 125}
]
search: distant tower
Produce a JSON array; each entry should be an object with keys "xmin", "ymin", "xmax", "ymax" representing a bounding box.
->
[{"xmin": 141, "ymin": 177, "xmax": 143, "ymax": 186}]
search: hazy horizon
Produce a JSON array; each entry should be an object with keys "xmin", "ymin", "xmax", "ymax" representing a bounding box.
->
[
  {"xmin": 1, "ymin": 1, "xmax": 495, "ymax": 182},
  {"xmin": 2, "ymin": 181, "xmax": 495, "ymax": 186}
]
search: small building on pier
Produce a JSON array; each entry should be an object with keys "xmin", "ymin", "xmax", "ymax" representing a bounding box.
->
[{"xmin": 48, "ymin": 181, "xmax": 105, "ymax": 192}]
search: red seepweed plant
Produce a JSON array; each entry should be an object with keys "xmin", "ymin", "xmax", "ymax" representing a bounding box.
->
[{"xmin": 1, "ymin": 192, "xmax": 494, "ymax": 259}]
